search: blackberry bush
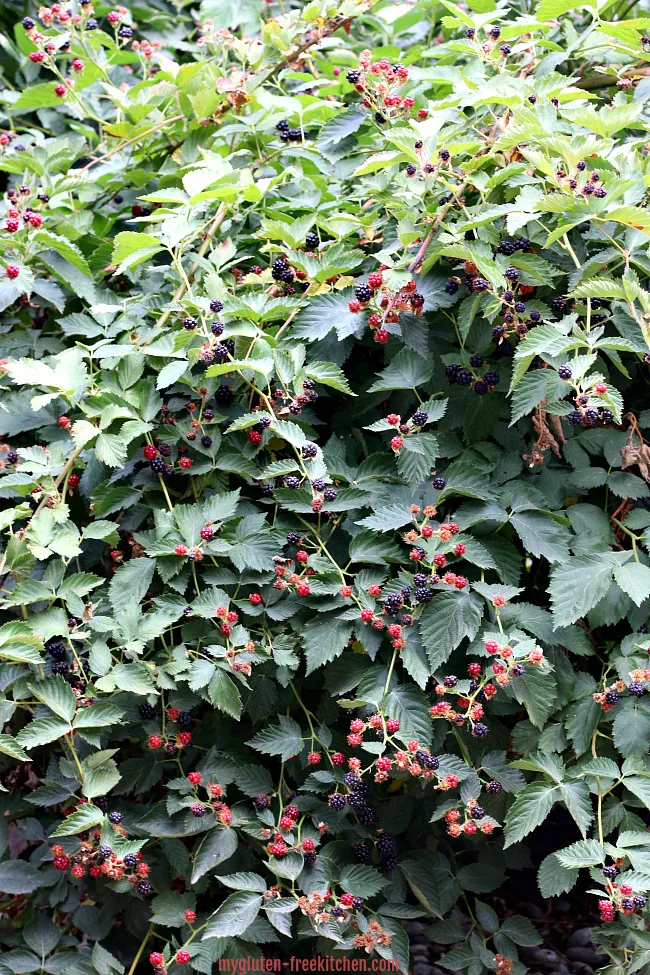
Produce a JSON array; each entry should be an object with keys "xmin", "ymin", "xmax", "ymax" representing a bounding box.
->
[{"xmin": 2, "ymin": 0, "xmax": 650, "ymax": 971}]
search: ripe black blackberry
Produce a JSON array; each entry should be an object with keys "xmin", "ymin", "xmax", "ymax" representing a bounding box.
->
[
  {"xmin": 276, "ymin": 120, "xmax": 290, "ymax": 132},
  {"xmin": 438, "ymin": 149, "xmax": 450, "ymax": 162},
  {"xmin": 473, "ymin": 380, "xmax": 488, "ymax": 396},
  {"xmin": 355, "ymin": 283, "xmax": 373, "ymax": 303},
  {"xmin": 47, "ymin": 641, "xmax": 67, "ymax": 661},
  {"xmin": 472, "ymin": 723, "xmax": 488, "ymax": 738},
  {"xmin": 99, "ymin": 845, "xmax": 112, "ymax": 857},
  {"xmin": 401, "ymin": 586, "xmax": 412, "ymax": 599},
  {"xmin": 492, "ymin": 325, "xmax": 505, "ymax": 340},
  {"xmin": 512, "ymin": 663, "xmax": 525, "ymax": 676},
  {"xmin": 302, "ymin": 443, "xmax": 317, "ymax": 459},
  {"xmin": 443, "ymin": 676, "xmax": 457, "ymax": 688},
  {"xmin": 303, "ymin": 850, "xmax": 317, "ymax": 865},
  {"xmin": 594, "ymin": 187, "xmax": 607, "ymax": 198},
  {"xmin": 118, "ymin": 25, "xmax": 132, "ymax": 37},
  {"xmin": 504, "ymin": 267, "xmax": 519, "ymax": 281},
  {"xmin": 432, "ymin": 475, "xmax": 446, "ymax": 490},
  {"xmin": 466, "ymin": 27, "xmax": 475, "ymax": 37},
  {"xmin": 324, "ymin": 488, "xmax": 337, "ymax": 502},
  {"xmin": 514, "ymin": 302, "xmax": 526, "ymax": 313},
  {"xmin": 347, "ymin": 792, "xmax": 367, "ymax": 811},
  {"xmin": 471, "ymin": 805, "xmax": 485, "ymax": 819},
  {"xmin": 591, "ymin": 297, "xmax": 602, "ymax": 309},
  {"xmin": 628, "ymin": 681, "xmax": 644, "ymax": 696},
  {"xmin": 123, "ymin": 853, "xmax": 137, "ymax": 867},
  {"xmin": 139, "ymin": 702, "xmax": 154, "ymax": 718},
  {"xmin": 486, "ymin": 780, "xmax": 502, "ymax": 794},
  {"xmin": 201, "ymin": 436, "xmax": 212, "ymax": 448},
  {"xmin": 513, "ymin": 236, "xmax": 529, "ymax": 250},
  {"xmin": 529, "ymin": 309, "xmax": 541, "ymax": 322},
  {"xmin": 497, "ymin": 240, "xmax": 515, "ymax": 256},
  {"xmin": 577, "ymin": 160, "xmax": 586, "ymax": 171},
  {"xmin": 415, "ymin": 587, "xmax": 433, "ymax": 603},
  {"xmin": 351, "ymin": 897, "xmax": 364, "ymax": 910},
  {"xmin": 312, "ymin": 478, "xmax": 325, "ymax": 491},
  {"xmin": 177, "ymin": 711, "xmax": 192, "ymax": 726},
  {"xmin": 634, "ymin": 895, "xmax": 647, "ymax": 908},
  {"xmin": 603, "ymin": 865, "xmax": 619, "ymax": 879},
  {"xmin": 457, "ymin": 368, "xmax": 472, "ymax": 386},
  {"xmin": 6, "ymin": 450, "xmax": 18, "ymax": 464},
  {"xmin": 345, "ymin": 771, "xmax": 365, "ymax": 791},
  {"xmin": 528, "ymin": 95, "xmax": 537, "ymax": 105},
  {"xmin": 137, "ymin": 880, "xmax": 153, "ymax": 896},
  {"xmin": 484, "ymin": 370, "xmax": 499, "ymax": 386},
  {"xmin": 151, "ymin": 458, "xmax": 165, "ymax": 473},
  {"xmin": 328, "ymin": 793, "xmax": 347, "ymax": 810},
  {"xmin": 109, "ymin": 811, "xmax": 123, "ymax": 824},
  {"xmin": 211, "ymin": 321, "xmax": 224, "ymax": 336},
  {"xmin": 358, "ymin": 807, "xmax": 379, "ymax": 828},
  {"xmin": 405, "ymin": 163, "xmax": 417, "ymax": 177},
  {"xmin": 159, "ymin": 443, "xmax": 172, "ymax": 457},
  {"xmin": 305, "ymin": 232, "xmax": 319, "ymax": 249},
  {"xmin": 271, "ymin": 258, "xmax": 289, "ymax": 281},
  {"xmin": 383, "ymin": 594, "xmax": 403, "ymax": 616},
  {"xmin": 182, "ymin": 317, "xmax": 197, "ymax": 330},
  {"xmin": 93, "ymin": 796, "xmax": 109, "ymax": 811},
  {"xmin": 380, "ymin": 854, "xmax": 397, "ymax": 871},
  {"xmin": 415, "ymin": 750, "xmax": 439, "ymax": 770},
  {"xmin": 583, "ymin": 408, "xmax": 599, "ymax": 426},
  {"xmin": 285, "ymin": 476, "xmax": 299, "ymax": 490},
  {"xmin": 445, "ymin": 279, "xmax": 459, "ymax": 294},
  {"xmin": 601, "ymin": 409, "xmax": 613, "ymax": 423},
  {"xmin": 411, "ymin": 410, "xmax": 428, "ymax": 426},
  {"xmin": 254, "ymin": 794, "xmax": 270, "ymax": 809},
  {"xmin": 354, "ymin": 844, "xmax": 371, "ymax": 861},
  {"xmin": 215, "ymin": 385, "xmax": 233, "ymax": 404},
  {"xmin": 446, "ymin": 363, "xmax": 460, "ymax": 379},
  {"xmin": 286, "ymin": 531, "xmax": 301, "ymax": 545},
  {"xmin": 488, "ymin": 25, "xmax": 501, "ymax": 37},
  {"xmin": 469, "ymin": 354, "xmax": 484, "ymax": 367},
  {"xmin": 376, "ymin": 831, "xmax": 396, "ymax": 855},
  {"xmin": 346, "ymin": 69, "xmax": 361, "ymax": 84},
  {"xmin": 473, "ymin": 277, "xmax": 489, "ymax": 292},
  {"xmin": 605, "ymin": 689, "xmax": 619, "ymax": 704},
  {"xmin": 552, "ymin": 296, "xmax": 568, "ymax": 313}
]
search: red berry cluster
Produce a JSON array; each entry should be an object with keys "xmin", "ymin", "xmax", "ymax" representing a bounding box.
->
[
  {"xmin": 599, "ymin": 874, "xmax": 646, "ymax": 922},
  {"xmin": 348, "ymin": 51, "xmax": 413, "ymax": 124},
  {"xmin": 272, "ymin": 555, "xmax": 313, "ymax": 598}
]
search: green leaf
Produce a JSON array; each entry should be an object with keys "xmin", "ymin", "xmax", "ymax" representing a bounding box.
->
[
  {"xmin": 208, "ymin": 670, "xmax": 242, "ymax": 719},
  {"xmin": 51, "ymin": 804, "xmax": 104, "ymax": 836},
  {"xmin": 305, "ymin": 361, "xmax": 355, "ymax": 395},
  {"xmin": 537, "ymin": 853, "xmax": 578, "ymax": 898},
  {"xmin": 28, "ymin": 676, "xmax": 76, "ymax": 723},
  {"xmin": 613, "ymin": 562, "xmax": 650, "ymax": 607},
  {"xmin": 202, "ymin": 891, "xmax": 263, "ymax": 939},
  {"xmin": 16, "ymin": 716, "xmax": 71, "ymax": 749},
  {"xmin": 0, "ymin": 734, "xmax": 29, "ymax": 761},
  {"xmin": 368, "ymin": 349, "xmax": 433, "ymax": 393},
  {"xmin": 151, "ymin": 891, "xmax": 196, "ymax": 926},
  {"xmin": 499, "ymin": 916, "xmax": 543, "ymax": 947},
  {"xmin": 555, "ymin": 838, "xmax": 604, "ymax": 868},
  {"xmin": 191, "ymin": 828, "xmax": 239, "ymax": 883},
  {"xmin": 339, "ymin": 864, "xmax": 388, "ymax": 898},
  {"xmin": 419, "ymin": 591, "xmax": 484, "ymax": 667},
  {"xmin": 109, "ymin": 558, "xmax": 156, "ymax": 616},
  {"xmin": 549, "ymin": 555, "xmax": 616, "ymax": 625},
  {"xmin": 504, "ymin": 781, "xmax": 558, "ymax": 847},
  {"xmin": 247, "ymin": 715, "xmax": 304, "ymax": 762},
  {"xmin": 510, "ymin": 511, "xmax": 572, "ymax": 564}
]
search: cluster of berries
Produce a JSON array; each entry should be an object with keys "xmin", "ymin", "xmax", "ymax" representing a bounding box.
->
[
  {"xmin": 150, "ymin": 948, "xmax": 195, "ymax": 970},
  {"xmin": 593, "ymin": 670, "xmax": 649, "ymax": 710},
  {"xmin": 131, "ymin": 37, "xmax": 161, "ymax": 59},
  {"xmin": 256, "ymin": 378, "xmax": 318, "ymax": 426},
  {"xmin": 444, "ymin": 796, "xmax": 497, "ymax": 837},
  {"xmin": 599, "ymin": 866, "xmax": 647, "ymax": 922},
  {"xmin": 445, "ymin": 356, "xmax": 500, "ymax": 396},
  {"xmin": 348, "ymin": 273, "xmax": 425, "ymax": 341},
  {"xmin": 556, "ymin": 160, "xmax": 607, "ymax": 199},
  {"xmin": 0, "ymin": 130, "xmax": 26, "ymax": 151},
  {"xmin": 276, "ymin": 119, "xmax": 303, "ymax": 142},
  {"xmin": 0, "ymin": 442, "xmax": 19, "ymax": 467},
  {"xmin": 51, "ymin": 811, "xmax": 153, "ymax": 894},
  {"xmin": 147, "ymin": 720, "xmax": 193, "ymax": 752},
  {"xmin": 385, "ymin": 410, "xmax": 429, "ymax": 453},
  {"xmin": 141, "ymin": 443, "xmax": 195, "ymax": 480},
  {"xmin": 3, "ymin": 185, "xmax": 44, "ymax": 234},
  {"xmin": 272, "ymin": 553, "xmax": 314, "ymax": 598},
  {"xmin": 464, "ymin": 23, "xmax": 512, "ymax": 58},
  {"xmin": 263, "ymin": 463, "xmax": 336, "ymax": 512},
  {"xmin": 405, "ymin": 145, "xmax": 453, "ymax": 181},
  {"xmin": 172, "ymin": 519, "xmax": 221, "ymax": 563},
  {"xmin": 185, "ymin": 773, "xmax": 233, "ymax": 824},
  {"xmin": 346, "ymin": 50, "xmax": 417, "ymax": 126},
  {"xmin": 557, "ymin": 367, "xmax": 614, "ymax": 426},
  {"xmin": 430, "ymin": 637, "xmax": 545, "ymax": 737}
]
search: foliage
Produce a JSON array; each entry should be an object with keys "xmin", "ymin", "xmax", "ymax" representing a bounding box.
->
[{"xmin": 2, "ymin": 0, "xmax": 650, "ymax": 971}]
